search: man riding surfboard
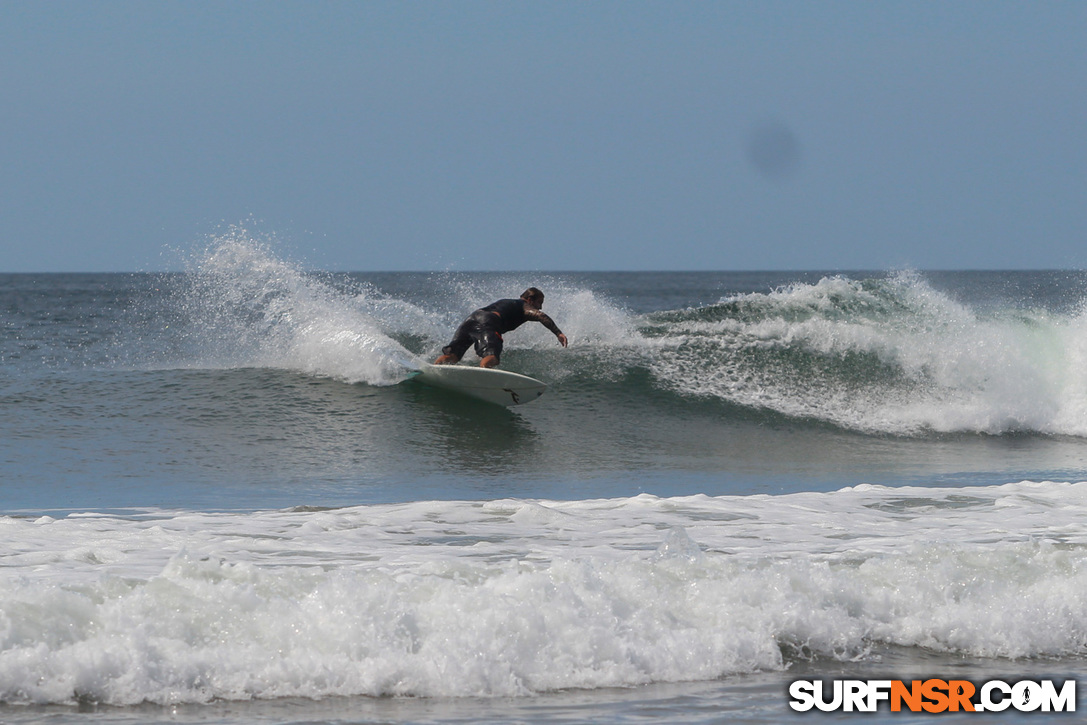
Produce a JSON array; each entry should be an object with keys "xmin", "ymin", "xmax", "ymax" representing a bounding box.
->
[{"xmin": 434, "ymin": 287, "xmax": 568, "ymax": 368}]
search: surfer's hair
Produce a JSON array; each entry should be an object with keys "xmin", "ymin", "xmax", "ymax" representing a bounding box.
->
[{"xmin": 522, "ymin": 287, "xmax": 544, "ymax": 303}]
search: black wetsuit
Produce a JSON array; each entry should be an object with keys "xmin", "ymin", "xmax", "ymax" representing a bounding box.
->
[{"xmin": 441, "ymin": 299, "xmax": 539, "ymax": 363}]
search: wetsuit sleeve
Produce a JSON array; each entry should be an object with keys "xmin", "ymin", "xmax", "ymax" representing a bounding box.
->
[{"xmin": 524, "ymin": 307, "xmax": 563, "ymax": 337}]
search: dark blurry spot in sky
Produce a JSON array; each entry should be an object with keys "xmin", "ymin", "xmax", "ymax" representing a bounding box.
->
[{"xmin": 745, "ymin": 121, "xmax": 802, "ymax": 181}]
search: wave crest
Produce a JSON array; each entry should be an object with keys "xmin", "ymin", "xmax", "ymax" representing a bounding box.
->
[{"xmin": 644, "ymin": 272, "xmax": 1087, "ymax": 435}]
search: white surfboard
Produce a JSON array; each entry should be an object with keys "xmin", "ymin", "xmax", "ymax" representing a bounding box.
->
[{"xmin": 412, "ymin": 363, "xmax": 547, "ymax": 406}]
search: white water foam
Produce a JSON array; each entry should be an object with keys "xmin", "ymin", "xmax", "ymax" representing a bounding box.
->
[
  {"xmin": 2, "ymin": 481, "xmax": 1086, "ymax": 705},
  {"xmin": 652, "ymin": 272, "xmax": 1087, "ymax": 436}
]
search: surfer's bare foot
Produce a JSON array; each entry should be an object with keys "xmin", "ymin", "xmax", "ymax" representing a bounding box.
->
[
  {"xmin": 433, "ymin": 354, "xmax": 459, "ymax": 365},
  {"xmin": 480, "ymin": 356, "xmax": 499, "ymax": 368}
]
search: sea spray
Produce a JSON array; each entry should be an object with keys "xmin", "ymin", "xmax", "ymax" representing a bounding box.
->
[
  {"xmin": 170, "ymin": 228, "xmax": 421, "ymax": 385},
  {"xmin": 161, "ymin": 231, "xmax": 644, "ymax": 386}
]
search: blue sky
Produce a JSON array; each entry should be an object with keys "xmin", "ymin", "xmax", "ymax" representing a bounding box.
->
[{"xmin": 2, "ymin": 1, "xmax": 1085, "ymax": 272}]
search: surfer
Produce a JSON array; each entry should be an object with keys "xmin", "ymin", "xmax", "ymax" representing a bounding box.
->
[{"xmin": 434, "ymin": 287, "xmax": 568, "ymax": 368}]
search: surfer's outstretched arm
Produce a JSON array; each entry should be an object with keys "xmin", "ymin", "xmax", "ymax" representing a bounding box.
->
[{"xmin": 525, "ymin": 308, "xmax": 568, "ymax": 347}]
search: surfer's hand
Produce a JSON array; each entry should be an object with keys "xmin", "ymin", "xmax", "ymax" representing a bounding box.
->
[{"xmin": 557, "ymin": 333, "xmax": 568, "ymax": 348}]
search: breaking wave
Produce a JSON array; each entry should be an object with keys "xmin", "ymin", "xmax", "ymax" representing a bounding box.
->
[{"xmin": 150, "ymin": 232, "xmax": 1087, "ymax": 436}]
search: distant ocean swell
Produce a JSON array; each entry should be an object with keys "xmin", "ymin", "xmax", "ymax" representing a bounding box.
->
[
  {"xmin": 158, "ymin": 234, "xmax": 1087, "ymax": 438},
  {"xmin": 2, "ymin": 482, "xmax": 1086, "ymax": 705}
]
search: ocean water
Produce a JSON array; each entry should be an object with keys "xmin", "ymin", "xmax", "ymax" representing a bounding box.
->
[{"xmin": 3, "ymin": 233, "xmax": 1087, "ymax": 723}]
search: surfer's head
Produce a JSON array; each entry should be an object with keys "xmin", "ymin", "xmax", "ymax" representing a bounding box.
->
[{"xmin": 521, "ymin": 287, "xmax": 545, "ymax": 308}]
